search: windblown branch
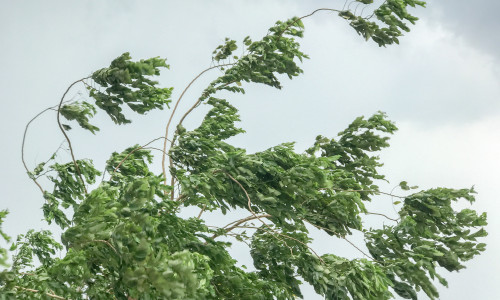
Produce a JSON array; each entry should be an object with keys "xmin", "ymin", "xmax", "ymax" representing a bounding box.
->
[
  {"xmin": 56, "ymin": 77, "xmax": 90, "ymax": 194},
  {"xmin": 161, "ymin": 63, "xmax": 235, "ymax": 188},
  {"xmin": 22, "ymin": 104, "xmax": 65, "ymax": 194}
]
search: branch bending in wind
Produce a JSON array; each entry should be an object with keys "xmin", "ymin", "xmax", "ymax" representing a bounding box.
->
[
  {"xmin": 56, "ymin": 77, "xmax": 90, "ymax": 194},
  {"xmin": 161, "ymin": 63, "xmax": 235, "ymax": 188}
]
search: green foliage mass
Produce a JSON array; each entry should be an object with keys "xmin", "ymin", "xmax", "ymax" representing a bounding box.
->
[{"xmin": 1, "ymin": 2, "xmax": 488, "ymax": 299}]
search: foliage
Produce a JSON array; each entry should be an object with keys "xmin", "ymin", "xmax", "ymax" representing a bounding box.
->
[{"xmin": 1, "ymin": 1, "xmax": 487, "ymax": 299}]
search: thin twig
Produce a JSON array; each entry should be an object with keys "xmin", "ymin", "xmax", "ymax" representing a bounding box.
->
[
  {"xmin": 364, "ymin": 211, "xmax": 398, "ymax": 222},
  {"xmin": 212, "ymin": 214, "xmax": 272, "ymax": 239},
  {"xmin": 342, "ymin": 236, "xmax": 376, "ymax": 261},
  {"xmin": 301, "ymin": 218, "xmax": 380, "ymax": 263},
  {"xmin": 93, "ymin": 239, "xmax": 119, "ymax": 255},
  {"xmin": 325, "ymin": 188, "xmax": 406, "ymax": 199},
  {"xmin": 14, "ymin": 286, "xmax": 66, "ymax": 300}
]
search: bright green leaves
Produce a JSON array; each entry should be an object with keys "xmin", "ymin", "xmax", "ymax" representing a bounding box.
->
[
  {"xmin": 60, "ymin": 178, "xmax": 215, "ymax": 298},
  {"xmin": 298, "ymin": 254, "xmax": 393, "ymax": 300},
  {"xmin": 308, "ymin": 112, "xmax": 397, "ymax": 198},
  {"xmin": 43, "ymin": 160, "xmax": 101, "ymax": 228},
  {"xmin": 6, "ymin": 3, "xmax": 489, "ymax": 299},
  {"xmin": 339, "ymin": 0, "xmax": 426, "ymax": 46},
  {"xmin": 198, "ymin": 17, "xmax": 308, "ymax": 103},
  {"xmin": 60, "ymin": 101, "xmax": 100, "ymax": 133},
  {"xmin": 0, "ymin": 211, "xmax": 10, "ymax": 268},
  {"xmin": 89, "ymin": 52, "xmax": 173, "ymax": 124},
  {"xmin": 365, "ymin": 188, "xmax": 488, "ymax": 299},
  {"xmin": 106, "ymin": 145, "xmax": 156, "ymax": 184},
  {"xmin": 399, "ymin": 180, "xmax": 418, "ymax": 191},
  {"xmin": 10, "ymin": 230, "xmax": 62, "ymax": 272},
  {"xmin": 213, "ymin": 38, "xmax": 238, "ymax": 62}
]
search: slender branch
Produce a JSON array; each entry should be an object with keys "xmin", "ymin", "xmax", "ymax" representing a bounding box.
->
[
  {"xmin": 197, "ymin": 204, "xmax": 207, "ymax": 219},
  {"xmin": 342, "ymin": 236, "xmax": 376, "ymax": 261},
  {"xmin": 14, "ymin": 286, "xmax": 66, "ymax": 299},
  {"xmin": 276, "ymin": 8, "xmax": 342, "ymax": 40},
  {"xmin": 56, "ymin": 77, "xmax": 90, "ymax": 194},
  {"xmin": 301, "ymin": 218, "xmax": 380, "ymax": 263},
  {"xmin": 161, "ymin": 63, "xmax": 235, "ymax": 187},
  {"xmin": 212, "ymin": 214, "xmax": 272, "ymax": 239},
  {"xmin": 324, "ymin": 188, "xmax": 406, "ymax": 199},
  {"xmin": 21, "ymin": 104, "xmax": 63, "ymax": 194},
  {"xmin": 364, "ymin": 211, "xmax": 399, "ymax": 222},
  {"xmin": 93, "ymin": 239, "xmax": 119, "ymax": 255}
]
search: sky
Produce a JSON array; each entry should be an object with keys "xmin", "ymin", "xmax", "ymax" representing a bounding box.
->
[{"xmin": 0, "ymin": 0, "xmax": 499, "ymax": 299}]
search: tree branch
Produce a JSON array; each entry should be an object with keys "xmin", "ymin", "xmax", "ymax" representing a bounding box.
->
[
  {"xmin": 325, "ymin": 188, "xmax": 406, "ymax": 199},
  {"xmin": 22, "ymin": 104, "xmax": 63, "ymax": 194},
  {"xmin": 56, "ymin": 77, "xmax": 90, "ymax": 194},
  {"xmin": 211, "ymin": 214, "xmax": 272, "ymax": 239},
  {"xmin": 364, "ymin": 211, "xmax": 399, "ymax": 222},
  {"xmin": 161, "ymin": 63, "xmax": 235, "ymax": 188}
]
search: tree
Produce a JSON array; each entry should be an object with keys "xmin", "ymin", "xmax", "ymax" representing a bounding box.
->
[{"xmin": 0, "ymin": 1, "xmax": 488, "ymax": 299}]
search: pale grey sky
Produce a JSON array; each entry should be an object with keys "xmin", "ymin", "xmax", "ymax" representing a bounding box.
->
[{"xmin": 1, "ymin": 1, "xmax": 499, "ymax": 299}]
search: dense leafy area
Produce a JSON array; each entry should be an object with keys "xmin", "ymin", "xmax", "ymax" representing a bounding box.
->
[{"xmin": 1, "ymin": 1, "xmax": 487, "ymax": 299}]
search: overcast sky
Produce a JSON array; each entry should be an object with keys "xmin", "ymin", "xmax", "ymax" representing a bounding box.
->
[{"xmin": 1, "ymin": 1, "xmax": 499, "ymax": 299}]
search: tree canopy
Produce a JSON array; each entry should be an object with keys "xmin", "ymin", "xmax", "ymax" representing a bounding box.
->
[{"xmin": 0, "ymin": 1, "xmax": 487, "ymax": 299}]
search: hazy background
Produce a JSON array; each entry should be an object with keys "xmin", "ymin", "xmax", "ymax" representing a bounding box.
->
[{"xmin": 1, "ymin": 0, "xmax": 498, "ymax": 299}]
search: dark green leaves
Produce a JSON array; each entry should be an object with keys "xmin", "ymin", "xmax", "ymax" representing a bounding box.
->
[{"xmin": 89, "ymin": 52, "xmax": 173, "ymax": 124}]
